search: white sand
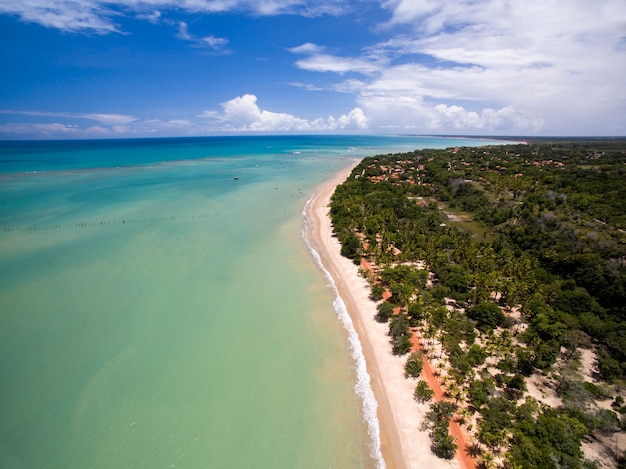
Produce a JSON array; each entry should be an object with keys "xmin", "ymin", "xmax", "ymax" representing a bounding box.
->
[{"xmin": 305, "ymin": 165, "xmax": 458, "ymax": 469}]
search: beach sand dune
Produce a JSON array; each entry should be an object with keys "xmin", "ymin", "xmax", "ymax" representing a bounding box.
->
[{"xmin": 305, "ymin": 165, "xmax": 459, "ymax": 469}]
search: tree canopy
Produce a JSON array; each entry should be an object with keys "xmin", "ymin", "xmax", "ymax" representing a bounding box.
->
[{"xmin": 329, "ymin": 139, "xmax": 626, "ymax": 466}]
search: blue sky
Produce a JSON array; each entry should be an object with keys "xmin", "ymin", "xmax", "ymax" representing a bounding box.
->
[{"xmin": 1, "ymin": 0, "xmax": 625, "ymax": 139}]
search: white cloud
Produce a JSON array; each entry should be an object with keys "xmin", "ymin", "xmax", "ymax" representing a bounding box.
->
[
  {"xmin": 382, "ymin": 0, "xmax": 440, "ymax": 27},
  {"xmin": 290, "ymin": 41, "xmax": 385, "ymax": 75},
  {"xmin": 0, "ymin": 94, "xmax": 368, "ymax": 138},
  {"xmin": 82, "ymin": 113, "xmax": 138, "ymax": 125},
  {"xmin": 219, "ymin": 94, "xmax": 311, "ymax": 130},
  {"xmin": 288, "ymin": 43, "xmax": 325, "ymax": 54},
  {"xmin": 0, "ymin": 110, "xmax": 138, "ymax": 125},
  {"xmin": 314, "ymin": 107, "xmax": 368, "ymax": 130},
  {"xmin": 204, "ymin": 93, "xmax": 368, "ymax": 131},
  {"xmin": 136, "ymin": 10, "xmax": 161, "ymax": 23},
  {"xmin": 354, "ymin": 91, "xmax": 544, "ymax": 133},
  {"xmin": 0, "ymin": 122, "xmax": 113, "ymax": 138},
  {"xmin": 0, "ymin": 0, "xmax": 120, "ymax": 33},
  {"xmin": 3, "ymin": 0, "xmax": 625, "ymax": 136},
  {"xmin": 196, "ymin": 110, "xmax": 220, "ymax": 119},
  {"xmin": 351, "ymin": 61, "xmax": 552, "ymax": 132},
  {"xmin": 176, "ymin": 21, "xmax": 193, "ymax": 41},
  {"xmin": 0, "ymin": 0, "xmax": 356, "ymax": 33},
  {"xmin": 295, "ymin": 54, "xmax": 382, "ymax": 75},
  {"xmin": 287, "ymin": 82, "xmax": 326, "ymax": 92},
  {"xmin": 321, "ymin": 0, "xmax": 626, "ymax": 134},
  {"xmin": 176, "ymin": 21, "xmax": 229, "ymax": 51},
  {"xmin": 201, "ymin": 35, "xmax": 228, "ymax": 48},
  {"xmin": 0, "ymin": 110, "xmax": 202, "ymax": 138},
  {"xmin": 432, "ymin": 104, "xmax": 544, "ymax": 132}
]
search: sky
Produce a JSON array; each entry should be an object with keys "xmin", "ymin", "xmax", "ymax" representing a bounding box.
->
[{"xmin": 0, "ymin": 0, "xmax": 625, "ymax": 139}]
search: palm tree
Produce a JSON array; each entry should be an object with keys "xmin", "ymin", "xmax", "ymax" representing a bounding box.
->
[
  {"xmin": 467, "ymin": 441, "xmax": 482, "ymax": 458},
  {"xmin": 478, "ymin": 450, "xmax": 497, "ymax": 469},
  {"xmin": 456, "ymin": 407, "xmax": 473, "ymax": 426},
  {"xmin": 444, "ymin": 378, "xmax": 466, "ymax": 405},
  {"xmin": 436, "ymin": 360, "xmax": 447, "ymax": 378}
]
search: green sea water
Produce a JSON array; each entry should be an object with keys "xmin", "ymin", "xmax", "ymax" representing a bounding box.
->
[{"xmin": 0, "ymin": 136, "xmax": 511, "ymax": 468}]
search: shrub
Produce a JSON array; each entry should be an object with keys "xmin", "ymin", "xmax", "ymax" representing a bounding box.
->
[
  {"xmin": 390, "ymin": 313, "xmax": 412, "ymax": 355},
  {"xmin": 370, "ymin": 283, "xmax": 385, "ymax": 301},
  {"xmin": 466, "ymin": 343, "xmax": 487, "ymax": 367},
  {"xmin": 424, "ymin": 401, "xmax": 458, "ymax": 459},
  {"xmin": 469, "ymin": 378, "xmax": 494, "ymax": 409},
  {"xmin": 405, "ymin": 351, "xmax": 424, "ymax": 378},
  {"xmin": 375, "ymin": 302, "xmax": 394, "ymax": 323},
  {"xmin": 408, "ymin": 301, "xmax": 425, "ymax": 322},
  {"xmin": 392, "ymin": 334, "xmax": 412, "ymax": 356},
  {"xmin": 414, "ymin": 380, "xmax": 434, "ymax": 403},
  {"xmin": 467, "ymin": 302, "xmax": 505, "ymax": 331},
  {"xmin": 430, "ymin": 427, "xmax": 457, "ymax": 459}
]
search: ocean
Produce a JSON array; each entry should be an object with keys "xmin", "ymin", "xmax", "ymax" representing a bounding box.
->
[{"xmin": 0, "ymin": 135, "xmax": 508, "ymax": 468}]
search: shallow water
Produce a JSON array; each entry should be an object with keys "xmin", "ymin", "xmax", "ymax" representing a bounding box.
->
[{"xmin": 0, "ymin": 135, "xmax": 508, "ymax": 468}]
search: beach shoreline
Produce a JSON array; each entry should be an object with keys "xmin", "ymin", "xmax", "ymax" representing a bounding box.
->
[{"xmin": 304, "ymin": 163, "xmax": 459, "ymax": 469}]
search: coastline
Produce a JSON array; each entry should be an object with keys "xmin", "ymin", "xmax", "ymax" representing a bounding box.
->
[{"xmin": 304, "ymin": 163, "xmax": 458, "ymax": 469}]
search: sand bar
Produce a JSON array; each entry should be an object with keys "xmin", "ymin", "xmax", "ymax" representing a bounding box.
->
[{"xmin": 304, "ymin": 163, "xmax": 459, "ymax": 469}]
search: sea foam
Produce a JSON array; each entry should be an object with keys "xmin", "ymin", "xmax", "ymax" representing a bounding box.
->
[{"xmin": 302, "ymin": 194, "xmax": 386, "ymax": 469}]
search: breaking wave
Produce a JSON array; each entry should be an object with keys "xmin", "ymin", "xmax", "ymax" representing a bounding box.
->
[{"xmin": 302, "ymin": 193, "xmax": 385, "ymax": 469}]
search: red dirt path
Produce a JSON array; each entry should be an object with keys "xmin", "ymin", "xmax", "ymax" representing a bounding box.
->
[
  {"xmin": 360, "ymin": 257, "xmax": 476, "ymax": 469},
  {"xmin": 411, "ymin": 335, "xmax": 477, "ymax": 469}
]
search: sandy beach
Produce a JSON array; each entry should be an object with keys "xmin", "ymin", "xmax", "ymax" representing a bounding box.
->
[{"xmin": 305, "ymin": 164, "xmax": 459, "ymax": 469}]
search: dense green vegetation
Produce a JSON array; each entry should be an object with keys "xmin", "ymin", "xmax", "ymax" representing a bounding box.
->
[{"xmin": 329, "ymin": 140, "xmax": 626, "ymax": 467}]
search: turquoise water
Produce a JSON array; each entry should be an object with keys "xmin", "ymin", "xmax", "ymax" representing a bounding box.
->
[{"xmin": 0, "ymin": 135, "xmax": 508, "ymax": 468}]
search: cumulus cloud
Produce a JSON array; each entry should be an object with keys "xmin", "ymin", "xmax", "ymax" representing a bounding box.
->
[
  {"xmin": 0, "ymin": 94, "xmax": 368, "ymax": 138},
  {"xmin": 354, "ymin": 92, "xmax": 543, "ymax": 133},
  {"xmin": 432, "ymin": 104, "xmax": 544, "ymax": 132},
  {"xmin": 204, "ymin": 93, "xmax": 368, "ymax": 131},
  {"xmin": 298, "ymin": 0, "xmax": 626, "ymax": 134},
  {"xmin": 4, "ymin": 0, "xmax": 625, "ymax": 135},
  {"xmin": 289, "ymin": 44, "xmax": 548, "ymax": 132}
]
